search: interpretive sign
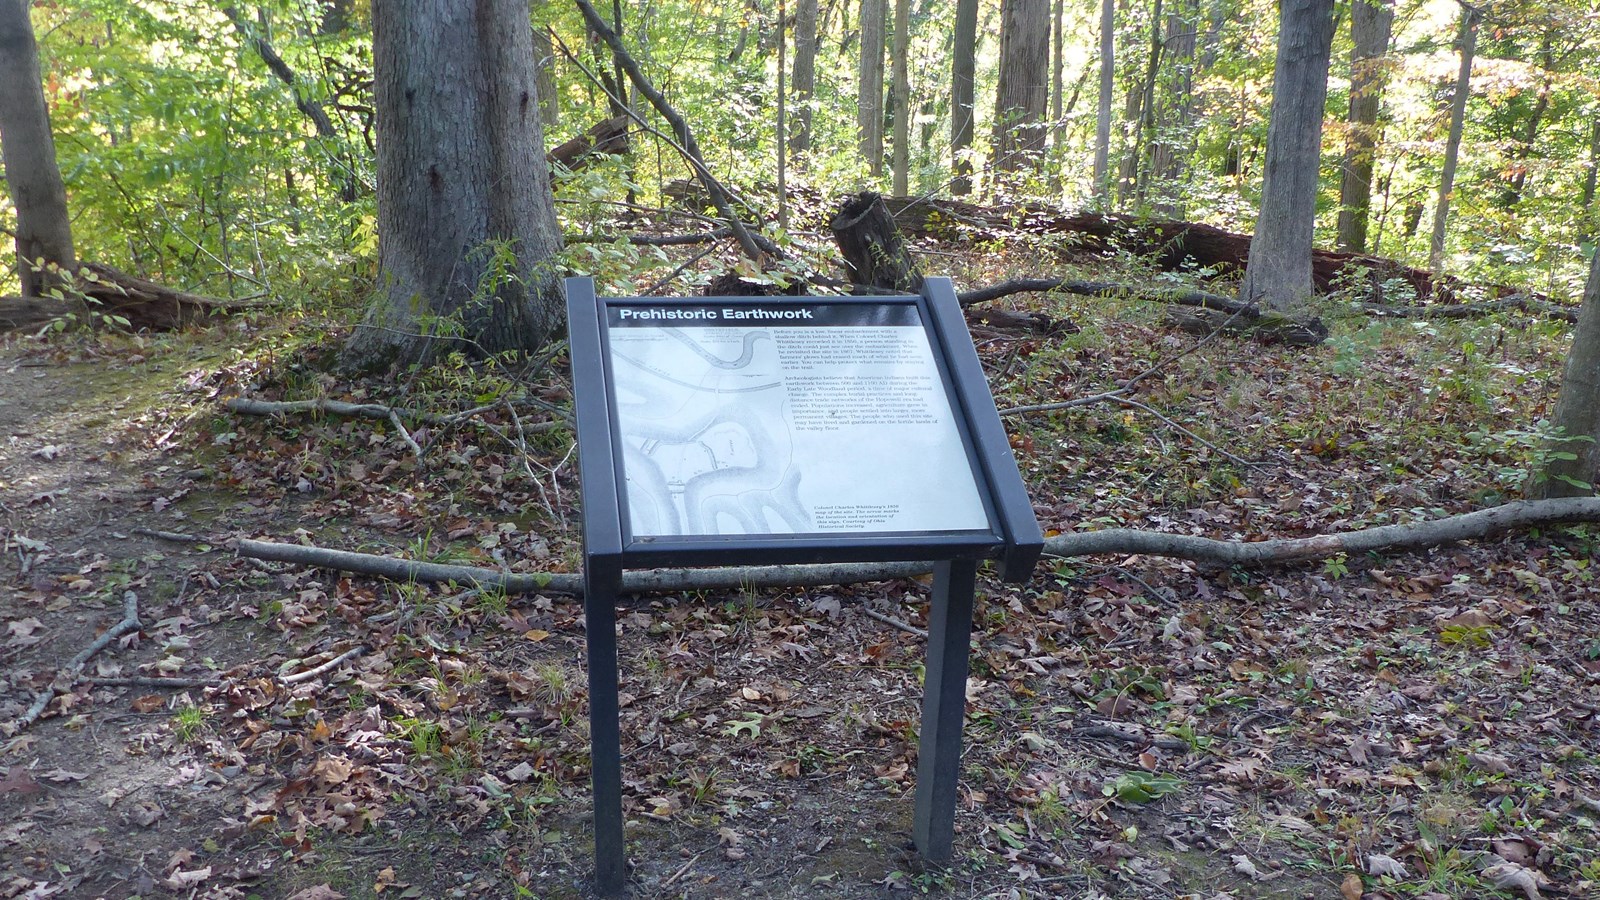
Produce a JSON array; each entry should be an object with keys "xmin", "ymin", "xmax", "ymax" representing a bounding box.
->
[
  {"xmin": 566, "ymin": 277, "xmax": 1042, "ymax": 896},
  {"xmin": 606, "ymin": 300, "xmax": 989, "ymax": 538}
]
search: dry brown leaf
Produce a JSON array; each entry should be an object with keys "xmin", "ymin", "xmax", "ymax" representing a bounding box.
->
[
  {"xmin": 284, "ymin": 886, "xmax": 345, "ymax": 900},
  {"xmin": 1340, "ymin": 872, "xmax": 1363, "ymax": 900}
]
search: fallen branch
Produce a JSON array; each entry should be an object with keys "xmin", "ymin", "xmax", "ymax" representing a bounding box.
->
[
  {"xmin": 11, "ymin": 591, "xmax": 142, "ymax": 731},
  {"xmin": 861, "ymin": 607, "xmax": 928, "ymax": 638},
  {"xmin": 571, "ymin": 0, "xmax": 772, "ymax": 263},
  {"xmin": 568, "ymin": 227, "xmax": 735, "ymax": 247},
  {"xmin": 236, "ymin": 498, "xmax": 1600, "ymax": 595},
  {"xmin": 87, "ymin": 676, "xmax": 219, "ymax": 689},
  {"xmin": 281, "ymin": 645, "xmax": 368, "ymax": 685},
  {"xmin": 225, "ymin": 396, "xmax": 569, "ymax": 432}
]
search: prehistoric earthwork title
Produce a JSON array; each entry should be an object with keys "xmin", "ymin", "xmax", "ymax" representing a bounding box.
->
[{"xmin": 615, "ymin": 307, "xmax": 816, "ymax": 321}]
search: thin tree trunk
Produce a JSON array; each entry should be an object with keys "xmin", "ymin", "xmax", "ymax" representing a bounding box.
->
[
  {"xmin": 891, "ymin": 0, "xmax": 911, "ymax": 193},
  {"xmin": 858, "ymin": 0, "xmax": 886, "ymax": 176},
  {"xmin": 0, "ymin": 0, "xmax": 77, "ymax": 297},
  {"xmin": 1050, "ymin": 0, "xmax": 1064, "ymax": 163},
  {"xmin": 532, "ymin": 27, "xmax": 561, "ymax": 131},
  {"xmin": 778, "ymin": 0, "xmax": 789, "ymax": 229},
  {"xmin": 950, "ymin": 0, "xmax": 978, "ymax": 194},
  {"xmin": 1237, "ymin": 0, "xmax": 1335, "ymax": 313},
  {"xmin": 1092, "ymin": 0, "xmax": 1115, "ymax": 203},
  {"xmin": 1536, "ymin": 248, "xmax": 1600, "ymax": 497},
  {"xmin": 992, "ymin": 0, "xmax": 1050, "ymax": 176},
  {"xmin": 791, "ymin": 0, "xmax": 818, "ymax": 154},
  {"xmin": 1583, "ymin": 116, "xmax": 1600, "ymax": 236},
  {"xmin": 1117, "ymin": 0, "xmax": 1162, "ymax": 206},
  {"xmin": 1428, "ymin": 5, "xmax": 1478, "ymax": 274},
  {"xmin": 1335, "ymin": 0, "xmax": 1393, "ymax": 253},
  {"xmin": 1145, "ymin": 0, "xmax": 1197, "ymax": 216},
  {"xmin": 1499, "ymin": 34, "xmax": 1552, "ymax": 210}
]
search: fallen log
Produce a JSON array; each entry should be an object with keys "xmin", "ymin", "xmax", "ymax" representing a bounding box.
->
[
  {"xmin": 547, "ymin": 115, "xmax": 630, "ymax": 172},
  {"xmin": 0, "ymin": 262, "xmax": 240, "ymax": 333},
  {"xmin": 235, "ymin": 497, "xmax": 1600, "ymax": 597},
  {"xmin": 883, "ymin": 195, "xmax": 1569, "ymax": 313}
]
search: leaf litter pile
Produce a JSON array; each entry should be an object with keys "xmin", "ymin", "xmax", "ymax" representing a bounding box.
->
[{"xmin": 3, "ymin": 260, "xmax": 1600, "ymax": 899}]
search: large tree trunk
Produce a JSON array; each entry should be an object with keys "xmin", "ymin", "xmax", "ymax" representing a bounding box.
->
[
  {"xmin": 1092, "ymin": 0, "xmax": 1115, "ymax": 203},
  {"xmin": 344, "ymin": 0, "xmax": 564, "ymax": 369},
  {"xmin": 949, "ymin": 0, "xmax": 978, "ymax": 195},
  {"xmin": 831, "ymin": 191, "xmax": 923, "ymax": 292},
  {"xmin": 0, "ymin": 0, "xmax": 76, "ymax": 297},
  {"xmin": 991, "ymin": 0, "xmax": 1049, "ymax": 175},
  {"xmin": 790, "ymin": 0, "xmax": 818, "ymax": 155},
  {"xmin": 858, "ymin": 0, "xmax": 886, "ymax": 176},
  {"xmin": 1428, "ymin": 6, "xmax": 1477, "ymax": 274},
  {"xmin": 1535, "ymin": 248, "xmax": 1600, "ymax": 498},
  {"xmin": 1335, "ymin": 0, "xmax": 1394, "ymax": 253},
  {"xmin": 890, "ymin": 0, "xmax": 911, "ymax": 194},
  {"xmin": 1237, "ymin": 0, "xmax": 1334, "ymax": 313}
]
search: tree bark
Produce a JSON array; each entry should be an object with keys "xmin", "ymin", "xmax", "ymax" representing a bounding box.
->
[
  {"xmin": 790, "ymin": 0, "xmax": 818, "ymax": 154},
  {"xmin": 949, "ymin": 0, "xmax": 978, "ymax": 194},
  {"xmin": 237, "ymin": 498, "xmax": 1600, "ymax": 595},
  {"xmin": 547, "ymin": 116, "xmax": 629, "ymax": 172},
  {"xmin": 890, "ymin": 0, "xmax": 911, "ymax": 194},
  {"xmin": 1335, "ymin": 0, "xmax": 1394, "ymax": 253},
  {"xmin": 344, "ymin": 0, "xmax": 564, "ymax": 370},
  {"xmin": 858, "ymin": 0, "xmax": 886, "ymax": 176},
  {"xmin": 1428, "ymin": 5, "xmax": 1477, "ymax": 274},
  {"xmin": 0, "ymin": 0, "xmax": 77, "ymax": 297},
  {"xmin": 1237, "ymin": 0, "xmax": 1334, "ymax": 313},
  {"xmin": 992, "ymin": 0, "xmax": 1050, "ymax": 175},
  {"xmin": 1092, "ymin": 0, "xmax": 1115, "ymax": 203},
  {"xmin": 1144, "ymin": 0, "xmax": 1197, "ymax": 215},
  {"xmin": 1535, "ymin": 248, "xmax": 1600, "ymax": 498}
]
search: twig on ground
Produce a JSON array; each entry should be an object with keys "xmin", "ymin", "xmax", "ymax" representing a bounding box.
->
[
  {"xmin": 88, "ymin": 676, "xmax": 220, "ymax": 689},
  {"xmin": 131, "ymin": 527, "xmax": 205, "ymax": 543},
  {"xmin": 386, "ymin": 409, "xmax": 424, "ymax": 462},
  {"xmin": 1112, "ymin": 396, "xmax": 1257, "ymax": 469},
  {"xmin": 11, "ymin": 592, "xmax": 143, "ymax": 731},
  {"xmin": 860, "ymin": 607, "xmax": 928, "ymax": 639},
  {"xmin": 280, "ymin": 645, "xmax": 368, "ymax": 685}
]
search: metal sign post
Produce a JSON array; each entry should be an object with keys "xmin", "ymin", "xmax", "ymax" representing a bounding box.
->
[{"xmin": 566, "ymin": 276, "xmax": 1041, "ymax": 895}]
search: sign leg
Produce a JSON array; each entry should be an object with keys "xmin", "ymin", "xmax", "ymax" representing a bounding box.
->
[
  {"xmin": 912, "ymin": 558, "xmax": 978, "ymax": 864},
  {"xmin": 584, "ymin": 560, "xmax": 626, "ymax": 895}
]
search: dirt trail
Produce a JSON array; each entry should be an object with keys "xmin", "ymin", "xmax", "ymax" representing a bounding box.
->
[{"xmin": 0, "ymin": 350, "xmax": 272, "ymax": 899}]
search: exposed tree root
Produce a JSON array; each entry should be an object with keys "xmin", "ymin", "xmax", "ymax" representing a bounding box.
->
[{"xmin": 235, "ymin": 498, "xmax": 1600, "ymax": 597}]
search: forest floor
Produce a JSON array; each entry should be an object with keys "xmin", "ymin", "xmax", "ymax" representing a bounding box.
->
[{"xmin": 2, "ymin": 240, "xmax": 1600, "ymax": 900}]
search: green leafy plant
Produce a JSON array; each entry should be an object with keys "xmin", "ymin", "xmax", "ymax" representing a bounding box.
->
[{"xmin": 1104, "ymin": 772, "xmax": 1183, "ymax": 803}]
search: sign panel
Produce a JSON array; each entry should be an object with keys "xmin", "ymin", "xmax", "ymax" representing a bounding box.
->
[{"xmin": 604, "ymin": 300, "xmax": 991, "ymax": 539}]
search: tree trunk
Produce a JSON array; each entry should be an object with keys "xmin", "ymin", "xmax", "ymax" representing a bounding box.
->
[
  {"xmin": 1049, "ymin": 0, "xmax": 1064, "ymax": 167},
  {"xmin": 1092, "ymin": 0, "xmax": 1115, "ymax": 203},
  {"xmin": 1498, "ymin": 34, "xmax": 1552, "ymax": 211},
  {"xmin": 890, "ymin": 0, "xmax": 911, "ymax": 194},
  {"xmin": 1335, "ymin": 0, "xmax": 1393, "ymax": 253},
  {"xmin": 1428, "ymin": 6, "xmax": 1477, "ymax": 274},
  {"xmin": 830, "ymin": 191, "xmax": 923, "ymax": 293},
  {"xmin": 1237, "ymin": 0, "xmax": 1334, "ymax": 313},
  {"xmin": 1535, "ymin": 248, "xmax": 1600, "ymax": 498},
  {"xmin": 858, "ymin": 0, "xmax": 886, "ymax": 176},
  {"xmin": 991, "ymin": 0, "xmax": 1050, "ymax": 175},
  {"xmin": 791, "ymin": 0, "xmax": 818, "ymax": 154},
  {"xmin": 1144, "ymin": 0, "xmax": 1196, "ymax": 216},
  {"xmin": 949, "ymin": 0, "xmax": 978, "ymax": 194},
  {"xmin": 344, "ymin": 0, "xmax": 564, "ymax": 370},
  {"xmin": 0, "ymin": 0, "xmax": 77, "ymax": 297},
  {"xmin": 1584, "ymin": 116, "xmax": 1600, "ymax": 236}
]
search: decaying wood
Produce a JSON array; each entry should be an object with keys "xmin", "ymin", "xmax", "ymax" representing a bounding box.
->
[
  {"xmin": 831, "ymin": 191, "xmax": 924, "ymax": 293},
  {"xmin": 0, "ymin": 262, "xmax": 238, "ymax": 333},
  {"xmin": 547, "ymin": 115, "xmax": 630, "ymax": 172},
  {"xmin": 1164, "ymin": 306, "xmax": 1330, "ymax": 347},
  {"xmin": 236, "ymin": 497, "xmax": 1600, "ymax": 597}
]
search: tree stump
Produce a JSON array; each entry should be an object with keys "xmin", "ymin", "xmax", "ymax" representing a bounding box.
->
[{"xmin": 830, "ymin": 191, "xmax": 923, "ymax": 294}]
